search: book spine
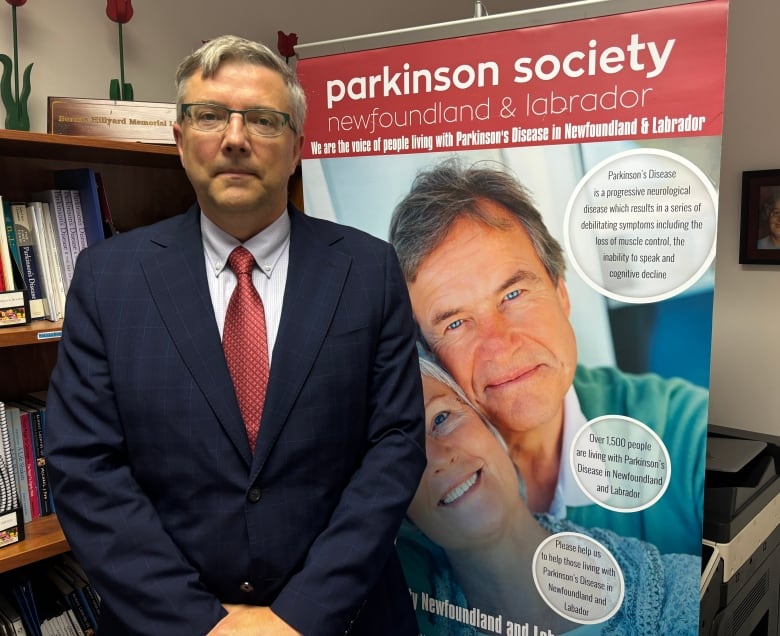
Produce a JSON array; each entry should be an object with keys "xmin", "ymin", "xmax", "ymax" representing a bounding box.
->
[
  {"xmin": 0, "ymin": 246, "xmax": 6, "ymax": 292},
  {"xmin": 0, "ymin": 589, "xmax": 27, "ymax": 636},
  {"xmin": 5, "ymin": 406, "xmax": 31, "ymax": 524},
  {"xmin": 52, "ymin": 170, "xmax": 103, "ymax": 246},
  {"xmin": 0, "ymin": 403, "xmax": 18, "ymax": 516},
  {"xmin": 65, "ymin": 192, "xmax": 88, "ymax": 252},
  {"xmin": 58, "ymin": 191, "xmax": 83, "ymax": 267},
  {"xmin": 64, "ymin": 596, "xmax": 90, "ymax": 636},
  {"xmin": 24, "ymin": 408, "xmax": 50, "ymax": 517},
  {"xmin": 36, "ymin": 204, "xmax": 65, "ymax": 320},
  {"xmin": 16, "ymin": 410, "xmax": 40, "ymax": 520},
  {"xmin": 0, "ymin": 198, "xmax": 13, "ymax": 291},
  {"xmin": 57, "ymin": 558, "xmax": 99, "ymax": 625},
  {"xmin": 10, "ymin": 204, "xmax": 46, "ymax": 319},
  {"xmin": 46, "ymin": 571, "xmax": 91, "ymax": 636},
  {"xmin": 93, "ymin": 173, "xmax": 117, "ymax": 238},
  {"xmin": 42, "ymin": 192, "xmax": 75, "ymax": 292},
  {"xmin": 2, "ymin": 201, "xmax": 20, "ymax": 271}
]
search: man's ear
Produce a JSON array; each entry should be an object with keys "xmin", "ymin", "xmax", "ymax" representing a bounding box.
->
[{"xmin": 556, "ymin": 278, "xmax": 571, "ymax": 318}]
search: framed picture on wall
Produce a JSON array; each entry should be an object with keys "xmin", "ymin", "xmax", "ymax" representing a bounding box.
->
[{"xmin": 740, "ymin": 169, "xmax": 780, "ymax": 264}]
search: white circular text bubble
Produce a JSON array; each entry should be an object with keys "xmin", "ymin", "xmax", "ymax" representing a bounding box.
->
[
  {"xmin": 569, "ymin": 415, "xmax": 671, "ymax": 512},
  {"xmin": 533, "ymin": 532, "xmax": 624, "ymax": 624},
  {"xmin": 564, "ymin": 148, "xmax": 718, "ymax": 303}
]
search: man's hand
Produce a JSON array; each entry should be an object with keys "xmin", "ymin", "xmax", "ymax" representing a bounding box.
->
[{"xmin": 207, "ymin": 605, "xmax": 302, "ymax": 636}]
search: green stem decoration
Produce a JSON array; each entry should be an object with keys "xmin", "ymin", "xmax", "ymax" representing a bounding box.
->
[
  {"xmin": 109, "ymin": 21, "xmax": 133, "ymax": 100},
  {"xmin": 0, "ymin": 3, "xmax": 32, "ymax": 130},
  {"xmin": 12, "ymin": 5, "xmax": 18, "ymax": 121},
  {"xmin": 118, "ymin": 22, "xmax": 124, "ymax": 94}
]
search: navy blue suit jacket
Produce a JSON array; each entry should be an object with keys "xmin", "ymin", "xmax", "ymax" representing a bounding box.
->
[{"xmin": 45, "ymin": 205, "xmax": 426, "ymax": 635}]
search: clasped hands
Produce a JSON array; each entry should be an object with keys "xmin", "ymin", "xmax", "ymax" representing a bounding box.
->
[{"xmin": 207, "ymin": 604, "xmax": 302, "ymax": 636}]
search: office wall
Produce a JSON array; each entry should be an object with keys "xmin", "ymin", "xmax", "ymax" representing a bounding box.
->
[
  {"xmin": 708, "ymin": 0, "xmax": 780, "ymax": 441},
  {"xmin": 0, "ymin": 0, "xmax": 530, "ymax": 132},
  {"xmin": 0, "ymin": 0, "xmax": 775, "ymax": 440}
]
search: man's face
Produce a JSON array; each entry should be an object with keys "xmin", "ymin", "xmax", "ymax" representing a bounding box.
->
[
  {"xmin": 768, "ymin": 204, "xmax": 780, "ymax": 240},
  {"xmin": 408, "ymin": 202, "xmax": 577, "ymax": 438},
  {"xmin": 173, "ymin": 61, "xmax": 303, "ymax": 237}
]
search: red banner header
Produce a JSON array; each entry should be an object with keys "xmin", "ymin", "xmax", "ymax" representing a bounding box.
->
[{"xmin": 297, "ymin": 0, "xmax": 728, "ymax": 159}]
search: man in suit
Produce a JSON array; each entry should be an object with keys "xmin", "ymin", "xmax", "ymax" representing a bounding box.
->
[{"xmin": 45, "ymin": 35, "xmax": 426, "ymax": 636}]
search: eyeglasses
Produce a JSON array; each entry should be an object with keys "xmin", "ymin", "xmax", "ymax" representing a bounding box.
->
[
  {"xmin": 180, "ymin": 103, "xmax": 295, "ymax": 137},
  {"xmin": 769, "ymin": 208, "xmax": 780, "ymax": 218}
]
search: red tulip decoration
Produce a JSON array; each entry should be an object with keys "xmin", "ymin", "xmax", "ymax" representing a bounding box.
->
[
  {"xmin": 277, "ymin": 31, "xmax": 298, "ymax": 64},
  {"xmin": 0, "ymin": 0, "xmax": 33, "ymax": 130},
  {"xmin": 106, "ymin": 0, "xmax": 134, "ymax": 100}
]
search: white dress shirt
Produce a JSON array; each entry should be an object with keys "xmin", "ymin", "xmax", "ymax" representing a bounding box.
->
[{"xmin": 200, "ymin": 209, "xmax": 290, "ymax": 366}]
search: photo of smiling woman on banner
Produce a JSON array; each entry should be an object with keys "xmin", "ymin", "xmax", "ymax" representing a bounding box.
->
[{"xmin": 398, "ymin": 355, "xmax": 699, "ymax": 635}]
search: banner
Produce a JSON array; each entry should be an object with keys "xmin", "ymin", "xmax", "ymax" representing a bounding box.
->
[{"xmin": 298, "ymin": 1, "xmax": 728, "ymax": 633}]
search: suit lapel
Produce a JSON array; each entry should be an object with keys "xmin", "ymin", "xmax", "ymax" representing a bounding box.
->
[
  {"xmin": 251, "ymin": 209, "xmax": 351, "ymax": 474},
  {"xmin": 141, "ymin": 207, "xmax": 252, "ymax": 465}
]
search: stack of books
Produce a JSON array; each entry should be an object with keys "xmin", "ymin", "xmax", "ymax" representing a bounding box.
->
[
  {"xmin": 0, "ymin": 168, "xmax": 116, "ymax": 325},
  {"xmin": 0, "ymin": 393, "xmax": 52, "ymax": 528},
  {"xmin": 0, "ymin": 554, "xmax": 101, "ymax": 635}
]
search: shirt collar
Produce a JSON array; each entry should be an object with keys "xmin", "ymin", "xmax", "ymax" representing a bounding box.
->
[
  {"xmin": 548, "ymin": 385, "xmax": 595, "ymax": 516},
  {"xmin": 201, "ymin": 208, "xmax": 291, "ymax": 279}
]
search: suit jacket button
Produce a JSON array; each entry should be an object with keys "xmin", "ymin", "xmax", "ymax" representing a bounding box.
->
[
  {"xmin": 239, "ymin": 581, "xmax": 254, "ymax": 593},
  {"xmin": 247, "ymin": 487, "xmax": 262, "ymax": 503}
]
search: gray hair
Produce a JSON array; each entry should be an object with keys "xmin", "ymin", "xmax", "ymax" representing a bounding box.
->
[
  {"xmin": 389, "ymin": 158, "xmax": 565, "ymax": 284},
  {"xmin": 763, "ymin": 188, "xmax": 780, "ymax": 218},
  {"xmin": 418, "ymin": 356, "xmax": 511, "ymax": 457},
  {"xmin": 175, "ymin": 35, "xmax": 307, "ymax": 133}
]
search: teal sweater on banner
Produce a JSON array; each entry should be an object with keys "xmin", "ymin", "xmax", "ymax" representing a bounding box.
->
[{"xmin": 569, "ymin": 365, "xmax": 707, "ymax": 556}]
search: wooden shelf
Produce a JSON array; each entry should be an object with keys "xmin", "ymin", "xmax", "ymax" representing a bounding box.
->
[
  {"xmin": 0, "ymin": 130, "xmax": 195, "ymax": 579},
  {"xmin": 0, "ymin": 515, "xmax": 69, "ymax": 574},
  {"xmin": 0, "ymin": 320, "xmax": 63, "ymax": 348},
  {"xmin": 0, "ymin": 129, "xmax": 181, "ymax": 168}
]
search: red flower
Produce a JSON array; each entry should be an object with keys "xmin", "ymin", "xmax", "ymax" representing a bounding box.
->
[
  {"xmin": 106, "ymin": 0, "xmax": 133, "ymax": 24},
  {"xmin": 4, "ymin": 0, "xmax": 27, "ymax": 6},
  {"xmin": 277, "ymin": 31, "xmax": 298, "ymax": 60}
]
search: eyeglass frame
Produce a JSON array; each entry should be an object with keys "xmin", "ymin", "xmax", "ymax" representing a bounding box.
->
[{"xmin": 179, "ymin": 103, "xmax": 297, "ymax": 137}]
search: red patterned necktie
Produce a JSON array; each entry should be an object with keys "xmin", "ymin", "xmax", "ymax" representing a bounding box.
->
[{"xmin": 223, "ymin": 246, "xmax": 269, "ymax": 452}]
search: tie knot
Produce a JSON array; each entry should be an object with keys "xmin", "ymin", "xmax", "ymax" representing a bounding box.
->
[{"xmin": 228, "ymin": 246, "xmax": 255, "ymax": 276}]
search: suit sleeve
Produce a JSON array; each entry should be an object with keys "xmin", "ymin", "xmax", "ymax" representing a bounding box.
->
[
  {"xmin": 270, "ymin": 242, "xmax": 427, "ymax": 635},
  {"xmin": 45, "ymin": 248, "xmax": 226, "ymax": 636}
]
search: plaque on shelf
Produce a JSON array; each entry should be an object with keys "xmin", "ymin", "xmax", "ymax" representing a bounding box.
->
[
  {"xmin": 47, "ymin": 97, "xmax": 177, "ymax": 144},
  {"xmin": 0, "ymin": 507, "xmax": 24, "ymax": 548}
]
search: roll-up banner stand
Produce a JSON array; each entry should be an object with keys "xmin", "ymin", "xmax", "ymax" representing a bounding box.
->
[{"xmin": 297, "ymin": 1, "xmax": 728, "ymax": 632}]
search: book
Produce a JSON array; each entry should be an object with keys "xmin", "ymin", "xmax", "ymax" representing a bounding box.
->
[
  {"xmin": 52, "ymin": 170, "xmax": 104, "ymax": 247},
  {"xmin": 8, "ymin": 407, "xmax": 39, "ymax": 520},
  {"xmin": 63, "ymin": 192, "xmax": 87, "ymax": 253},
  {"xmin": 0, "ymin": 198, "xmax": 14, "ymax": 291},
  {"xmin": 13, "ymin": 399, "xmax": 50, "ymax": 517},
  {"xmin": 27, "ymin": 203, "xmax": 64, "ymax": 321},
  {"xmin": 0, "ymin": 590, "xmax": 27, "ymax": 636},
  {"xmin": 1, "ymin": 202, "xmax": 20, "ymax": 272},
  {"xmin": 27, "ymin": 572, "xmax": 78, "ymax": 636},
  {"xmin": 11, "ymin": 204, "xmax": 49, "ymax": 321},
  {"xmin": 54, "ymin": 558, "xmax": 98, "ymax": 627},
  {"xmin": 24, "ymin": 569, "xmax": 78, "ymax": 636},
  {"xmin": 5, "ymin": 406, "xmax": 31, "ymax": 524},
  {"xmin": 93, "ymin": 174, "xmax": 117, "ymax": 238},
  {"xmin": 0, "ymin": 596, "xmax": 14, "ymax": 636},
  {"xmin": 44, "ymin": 570, "xmax": 94, "ymax": 636},
  {"xmin": 0, "ymin": 247, "xmax": 6, "ymax": 292},
  {"xmin": 9, "ymin": 576, "xmax": 41, "ymax": 636},
  {"xmin": 0, "ymin": 403, "xmax": 18, "ymax": 517},
  {"xmin": 35, "ymin": 192, "xmax": 75, "ymax": 293}
]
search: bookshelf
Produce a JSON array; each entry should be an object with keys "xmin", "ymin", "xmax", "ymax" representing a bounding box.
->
[{"xmin": 0, "ymin": 129, "xmax": 195, "ymax": 572}]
